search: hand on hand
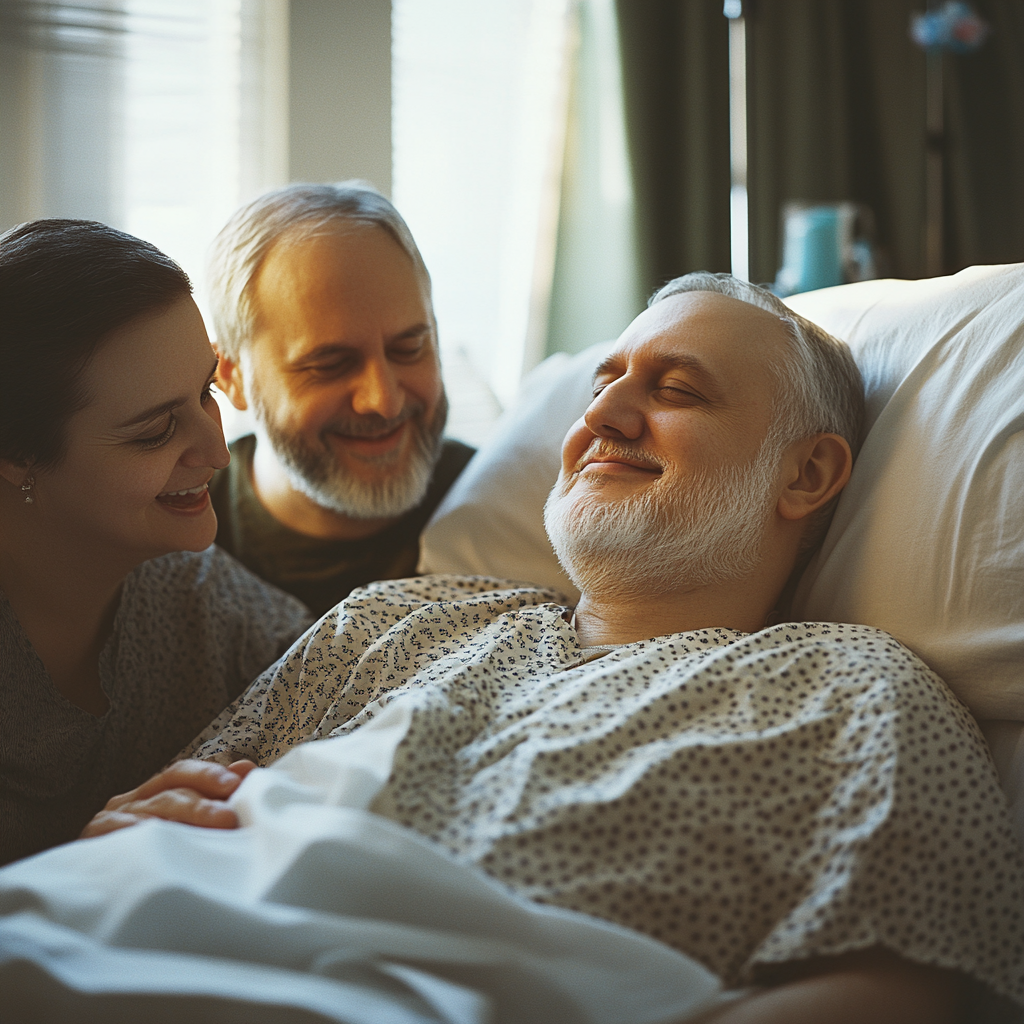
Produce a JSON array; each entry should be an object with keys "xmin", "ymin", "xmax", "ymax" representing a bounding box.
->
[{"xmin": 80, "ymin": 758, "xmax": 258, "ymax": 839}]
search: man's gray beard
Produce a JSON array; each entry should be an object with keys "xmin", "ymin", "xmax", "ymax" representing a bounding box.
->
[
  {"xmin": 543, "ymin": 431, "xmax": 786, "ymax": 599},
  {"xmin": 251, "ymin": 387, "xmax": 448, "ymax": 520}
]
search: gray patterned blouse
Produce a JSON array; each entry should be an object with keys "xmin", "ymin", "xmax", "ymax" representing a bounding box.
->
[{"xmin": 1, "ymin": 546, "xmax": 312, "ymax": 865}]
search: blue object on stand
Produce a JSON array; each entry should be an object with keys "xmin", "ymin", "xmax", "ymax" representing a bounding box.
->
[{"xmin": 774, "ymin": 206, "xmax": 843, "ymax": 296}]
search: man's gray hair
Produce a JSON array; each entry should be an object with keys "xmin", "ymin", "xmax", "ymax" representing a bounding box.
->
[
  {"xmin": 649, "ymin": 272, "xmax": 865, "ymax": 555},
  {"xmin": 207, "ymin": 181, "xmax": 430, "ymax": 360}
]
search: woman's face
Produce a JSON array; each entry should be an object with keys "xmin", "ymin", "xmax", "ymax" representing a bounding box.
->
[{"xmin": 31, "ymin": 296, "xmax": 230, "ymax": 569}]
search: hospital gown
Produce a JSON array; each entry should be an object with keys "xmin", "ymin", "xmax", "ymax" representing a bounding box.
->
[{"xmin": 184, "ymin": 575, "xmax": 1024, "ymax": 1004}]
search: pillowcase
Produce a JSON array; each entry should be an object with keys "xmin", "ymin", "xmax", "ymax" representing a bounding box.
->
[
  {"xmin": 787, "ymin": 265, "xmax": 1024, "ymax": 721},
  {"xmin": 423, "ymin": 264, "xmax": 1024, "ymax": 723}
]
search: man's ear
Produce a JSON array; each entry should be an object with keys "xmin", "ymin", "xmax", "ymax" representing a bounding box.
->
[
  {"xmin": 215, "ymin": 350, "xmax": 249, "ymax": 412},
  {"xmin": 776, "ymin": 433, "xmax": 853, "ymax": 522}
]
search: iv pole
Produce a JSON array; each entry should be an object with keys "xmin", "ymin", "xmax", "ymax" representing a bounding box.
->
[
  {"xmin": 924, "ymin": 10, "xmax": 945, "ymax": 277},
  {"xmin": 724, "ymin": 0, "xmax": 748, "ymax": 281},
  {"xmin": 912, "ymin": 1, "xmax": 990, "ymax": 277}
]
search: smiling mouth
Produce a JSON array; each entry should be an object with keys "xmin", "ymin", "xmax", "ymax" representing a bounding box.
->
[
  {"xmin": 331, "ymin": 424, "xmax": 405, "ymax": 443},
  {"xmin": 156, "ymin": 483, "xmax": 210, "ymax": 511},
  {"xmin": 324, "ymin": 408, "xmax": 417, "ymax": 441},
  {"xmin": 574, "ymin": 443, "xmax": 664, "ymax": 477},
  {"xmin": 324, "ymin": 420, "xmax": 411, "ymax": 462},
  {"xmin": 581, "ymin": 458, "xmax": 662, "ymax": 474}
]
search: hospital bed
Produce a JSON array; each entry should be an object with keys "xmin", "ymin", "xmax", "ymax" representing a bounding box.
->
[{"xmin": 1, "ymin": 264, "xmax": 1023, "ymax": 1022}]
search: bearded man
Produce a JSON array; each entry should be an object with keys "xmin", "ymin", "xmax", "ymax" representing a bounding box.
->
[
  {"xmin": 88, "ymin": 275, "xmax": 1024, "ymax": 1023},
  {"xmin": 205, "ymin": 183, "xmax": 474, "ymax": 614}
]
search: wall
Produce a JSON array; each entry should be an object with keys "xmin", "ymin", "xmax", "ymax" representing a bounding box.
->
[{"xmin": 288, "ymin": 0, "xmax": 392, "ymax": 194}]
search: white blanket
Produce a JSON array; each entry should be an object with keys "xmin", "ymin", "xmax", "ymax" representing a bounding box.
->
[{"xmin": 0, "ymin": 702, "xmax": 720, "ymax": 1023}]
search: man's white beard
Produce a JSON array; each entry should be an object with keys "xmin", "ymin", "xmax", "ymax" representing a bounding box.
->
[
  {"xmin": 251, "ymin": 387, "xmax": 447, "ymax": 520},
  {"xmin": 543, "ymin": 432, "xmax": 785, "ymax": 599}
]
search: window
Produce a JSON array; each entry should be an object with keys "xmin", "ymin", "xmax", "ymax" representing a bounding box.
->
[
  {"xmin": 392, "ymin": 0, "xmax": 573, "ymax": 435},
  {"xmin": 0, "ymin": 0, "xmax": 286, "ymax": 294}
]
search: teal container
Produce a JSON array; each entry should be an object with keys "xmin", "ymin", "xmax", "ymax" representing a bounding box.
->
[{"xmin": 774, "ymin": 205, "xmax": 843, "ymax": 296}]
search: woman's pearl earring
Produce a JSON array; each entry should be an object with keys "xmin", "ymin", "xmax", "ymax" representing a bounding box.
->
[{"xmin": 21, "ymin": 476, "xmax": 35, "ymax": 504}]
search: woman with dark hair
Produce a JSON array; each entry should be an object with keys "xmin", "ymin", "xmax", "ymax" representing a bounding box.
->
[{"xmin": 0, "ymin": 220, "xmax": 312, "ymax": 865}]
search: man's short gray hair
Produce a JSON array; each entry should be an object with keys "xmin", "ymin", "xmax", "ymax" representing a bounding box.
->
[
  {"xmin": 207, "ymin": 181, "xmax": 430, "ymax": 360},
  {"xmin": 649, "ymin": 272, "xmax": 865, "ymax": 555}
]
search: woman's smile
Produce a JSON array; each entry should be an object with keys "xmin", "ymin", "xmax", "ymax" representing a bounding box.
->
[{"xmin": 156, "ymin": 482, "xmax": 211, "ymax": 513}]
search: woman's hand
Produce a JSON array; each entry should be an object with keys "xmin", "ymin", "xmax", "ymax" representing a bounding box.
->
[{"xmin": 80, "ymin": 759, "xmax": 257, "ymax": 839}]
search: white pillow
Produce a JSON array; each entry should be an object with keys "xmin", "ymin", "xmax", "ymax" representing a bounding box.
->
[
  {"xmin": 423, "ymin": 264, "xmax": 1024, "ymax": 721},
  {"xmin": 788, "ymin": 265, "xmax": 1024, "ymax": 720}
]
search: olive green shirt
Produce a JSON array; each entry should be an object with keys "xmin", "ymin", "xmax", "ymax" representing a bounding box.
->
[{"xmin": 210, "ymin": 434, "xmax": 475, "ymax": 617}]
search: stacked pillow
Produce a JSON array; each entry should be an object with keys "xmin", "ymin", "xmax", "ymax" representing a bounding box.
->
[
  {"xmin": 787, "ymin": 266, "xmax": 1024, "ymax": 723},
  {"xmin": 423, "ymin": 265, "xmax": 1024, "ymax": 730}
]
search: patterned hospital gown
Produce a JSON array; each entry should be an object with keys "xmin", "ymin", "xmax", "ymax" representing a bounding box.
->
[{"xmin": 184, "ymin": 575, "xmax": 1024, "ymax": 1004}]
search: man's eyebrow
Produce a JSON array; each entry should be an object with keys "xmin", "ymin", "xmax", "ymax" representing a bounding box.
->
[
  {"xmin": 592, "ymin": 354, "xmax": 623, "ymax": 383},
  {"xmin": 592, "ymin": 351, "xmax": 723, "ymax": 395},
  {"xmin": 294, "ymin": 323, "xmax": 434, "ymax": 365},
  {"xmin": 291, "ymin": 342, "xmax": 357, "ymax": 365},
  {"xmin": 115, "ymin": 358, "xmax": 218, "ymax": 428},
  {"xmin": 387, "ymin": 321, "xmax": 433, "ymax": 343}
]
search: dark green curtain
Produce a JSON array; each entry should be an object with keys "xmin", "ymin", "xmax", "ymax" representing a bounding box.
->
[
  {"xmin": 615, "ymin": 0, "xmax": 732, "ymax": 297},
  {"xmin": 746, "ymin": 0, "xmax": 1024, "ymax": 282},
  {"xmin": 944, "ymin": 0, "xmax": 1024, "ymax": 272},
  {"xmin": 618, "ymin": 1, "xmax": 1024, "ymax": 288}
]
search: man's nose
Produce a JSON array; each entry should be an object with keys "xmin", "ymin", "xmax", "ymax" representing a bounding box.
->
[
  {"xmin": 583, "ymin": 379, "xmax": 645, "ymax": 441},
  {"xmin": 351, "ymin": 358, "xmax": 404, "ymax": 419}
]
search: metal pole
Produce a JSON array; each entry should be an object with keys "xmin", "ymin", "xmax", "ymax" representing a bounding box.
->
[
  {"xmin": 725, "ymin": 1, "xmax": 748, "ymax": 280},
  {"xmin": 924, "ymin": 20, "xmax": 944, "ymax": 275}
]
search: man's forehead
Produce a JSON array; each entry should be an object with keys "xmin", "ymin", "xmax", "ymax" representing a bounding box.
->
[
  {"xmin": 611, "ymin": 291, "xmax": 790, "ymax": 368},
  {"xmin": 264, "ymin": 222, "xmax": 395, "ymax": 278},
  {"xmin": 252, "ymin": 221, "xmax": 432, "ymax": 323}
]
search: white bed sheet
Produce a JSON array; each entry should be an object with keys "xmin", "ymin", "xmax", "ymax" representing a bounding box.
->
[{"xmin": 0, "ymin": 701, "xmax": 721, "ymax": 1023}]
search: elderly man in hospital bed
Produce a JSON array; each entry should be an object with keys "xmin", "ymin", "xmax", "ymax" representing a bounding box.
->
[{"xmin": 7, "ymin": 273, "xmax": 1024, "ymax": 1023}]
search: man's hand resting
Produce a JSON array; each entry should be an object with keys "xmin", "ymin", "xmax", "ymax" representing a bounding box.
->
[{"xmin": 81, "ymin": 759, "xmax": 257, "ymax": 839}]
